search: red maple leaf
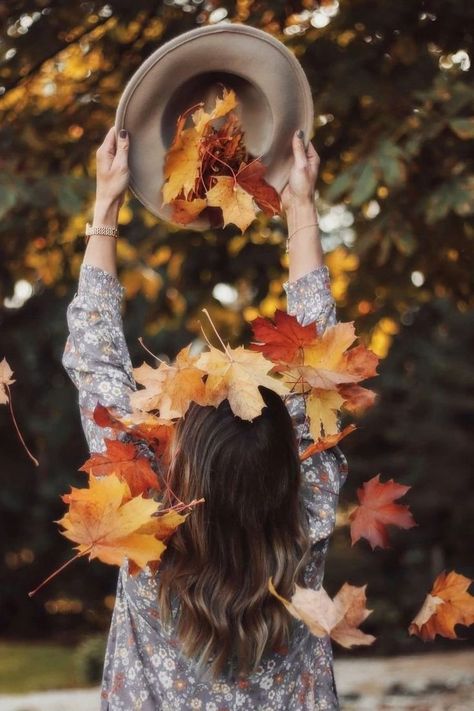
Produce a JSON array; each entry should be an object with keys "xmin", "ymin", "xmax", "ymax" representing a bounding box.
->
[{"xmin": 348, "ymin": 473, "xmax": 417, "ymax": 549}]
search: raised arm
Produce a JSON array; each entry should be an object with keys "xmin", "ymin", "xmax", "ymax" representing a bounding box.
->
[
  {"xmin": 62, "ymin": 126, "xmax": 134, "ymax": 454},
  {"xmin": 281, "ymin": 131, "xmax": 349, "ymax": 554}
]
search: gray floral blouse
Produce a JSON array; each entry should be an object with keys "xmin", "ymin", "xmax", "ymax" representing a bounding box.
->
[{"xmin": 61, "ymin": 262, "xmax": 348, "ymax": 710}]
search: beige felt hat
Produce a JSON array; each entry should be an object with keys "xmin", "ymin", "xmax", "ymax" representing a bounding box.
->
[{"xmin": 115, "ymin": 22, "xmax": 314, "ymax": 231}]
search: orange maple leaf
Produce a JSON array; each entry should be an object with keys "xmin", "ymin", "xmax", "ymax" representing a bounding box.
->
[
  {"xmin": 338, "ymin": 382, "xmax": 378, "ymax": 416},
  {"xmin": 79, "ymin": 438, "xmax": 160, "ymax": 497},
  {"xmin": 348, "ymin": 473, "xmax": 417, "ymax": 549},
  {"xmin": 269, "ymin": 578, "xmax": 376, "ymax": 648},
  {"xmin": 409, "ymin": 570, "xmax": 474, "ymax": 641},
  {"xmin": 130, "ymin": 344, "xmax": 208, "ymax": 419},
  {"xmin": 91, "ymin": 403, "xmax": 175, "ymax": 463},
  {"xmin": 299, "ymin": 424, "xmax": 357, "ymax": 460}
]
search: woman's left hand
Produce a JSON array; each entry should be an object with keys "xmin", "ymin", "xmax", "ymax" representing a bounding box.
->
[{"xmin": 95, "ymin": 126, "xmax": 130, "ymax": 208}]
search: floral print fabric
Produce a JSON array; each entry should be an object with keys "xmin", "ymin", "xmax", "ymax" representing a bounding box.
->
[{"xmin": 62, "ymin": 262, "xmax": 348, "ymax": 710}]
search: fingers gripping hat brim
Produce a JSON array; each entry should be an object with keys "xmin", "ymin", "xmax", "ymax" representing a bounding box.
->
[{"xmin": 115, "ymin": 23, "xmax": 314, "ymax": 231}]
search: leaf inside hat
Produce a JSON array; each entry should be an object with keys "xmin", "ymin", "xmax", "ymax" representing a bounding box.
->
[{"xmin": 161, "ymin": 85, "xmax": 281, "ymax": 231}]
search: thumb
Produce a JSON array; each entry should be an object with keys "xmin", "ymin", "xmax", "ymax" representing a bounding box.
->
[
  {"xmin": 114, "ymin": 128, "xmax": 129, "ymax": 165},
  {"xmin": 292, "ymin": 130, "xmax": 308, "ymax": 170}
]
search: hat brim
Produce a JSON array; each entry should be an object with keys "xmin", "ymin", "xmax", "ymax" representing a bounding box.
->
[{"xmin": 115, "ymin": 23, "xmax": 314, "ymax": 231}]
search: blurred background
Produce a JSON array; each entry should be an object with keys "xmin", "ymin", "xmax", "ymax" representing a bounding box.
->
[{"xmin": 0, "ymin": 0, "xmax": 473, "ymax": 708}]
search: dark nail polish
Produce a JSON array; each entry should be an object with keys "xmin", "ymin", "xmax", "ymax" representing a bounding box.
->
[
  {"xmin": 119, "ymin": 129, "xmax": 127, "ymax": 138},
  {"xmin": 297, "ymin": 129, "xmax": 304, "ymax": 140}
]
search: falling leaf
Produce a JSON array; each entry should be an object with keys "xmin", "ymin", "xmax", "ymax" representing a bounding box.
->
[
  {"xmin": 307, "ymin": 388, "xmax": 346, "ymax": 437},
  {"xmin": 206, "ymin": 175, "xmax": 257, "ymax": 232},
  {"xmin": 195, "ymin": 343, "xmax": 290, "ymax": 420},
  {"xmin": 409, "ymin": 570, "xmax": 474, "ymax": 641},
  {"xmin": 0, "ymin": 357, "xmax": 38, "ymax": 466},
  {"xmin": 0, "ymin": 357, "xmax": 15, "ymax": 404},
  {"xmin": 295, "ymin": 321, "xmax": 379, "ymax": 390},
  {"xmin": 338, "ymin": 383, "xmax": 378, "ymax": 415},
  {"xmin": 348, "ymin": 473, "xmax": 417, "ymax": 549},
  {"xmin": 300, "ymin": 424, "xmax": 357, "ymax": 460},
  {"xmin": 249, "ymin": 309, "xmax": 317, "ymax": 365},
  {"xmin": 269, "ymin": 578, "xmax": 376, "ymax": 648},
  {"xmin": 79, "ymin": 438, "xmax": 160, "ymax": 497},
  {"xmin": 91, "ymin": 403, "xmax": 175, "ymax": 462},
  {"xmin": 130, "ymin": 344, "xmax": 208, "ymax": 419},
  {"xmin": 56, "ymin": 474, "xmax": 169, "ymax": 571}
]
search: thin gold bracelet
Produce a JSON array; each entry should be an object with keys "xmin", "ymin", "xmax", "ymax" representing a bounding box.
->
[{"xmin": 285, "ymin": 221, "xmax": 319, "ymax": 254}]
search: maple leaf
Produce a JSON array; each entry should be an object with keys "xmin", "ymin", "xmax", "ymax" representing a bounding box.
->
[
  {"xmin": 235, "ymin": 159, "xmax": 281, "ymax": 217},
  {"xmin": 56, "ymin": 474, "xmax": 168, "ymax": 571},
  {"xmin": 0, "ymin": 357, "xmax": 15, "ymax": 404},
  {"xmin": 338, "ymin": 383, "xmax": 378, "ymax": 415},
  {"xmin": 162, "ymin": 125, "xmax": 203, "ymax": 204},
  {"xmin": 191, "ymin": 86, "xmax": 238, "ymax": 133},
  {"xmin": 170, "ymin": 197, "xmax": 208, "ymax": 225},
  {"xmin": 249, "ymin": 309, "xmax": 316, "ymax": 365},
  {"xmin": 162, "ymin": 87, "xmax": 238, "ymax": 205},
  {"xmin": 79, "ymin": 438, "xmax": 160, "ymax": 497},
  {"xmin": 299, "ymin": 423, "xmax": 357, "ymax": 460},
  {"xmin": 127, "ymin": 508, "xmax": 188, "ymax": 576},
  {"xmin": 0, "ymin": 357, "xmax": 39, "ymax": 466},
  {"xmin": 130, "ymin": 344, "xmax": 208, "ymax": 419},
  {"xmin": 348, "ymin": 473, "xmax": 417, "ymax": 550},
  {"xmin": 206, "ymin": 175, "xmax": 256, "ymax": 233},
  {"xmin": 90, "ymin": 403, "xmax": 175, "ymax": 463},
  {"xmin": 409, "ymin": 570, "xmax": 474, "ymax": 641},
  {"xmin": 195, "ymin": 343, "xmax": 290, "ymax": 420},
  {"xmin": 269, "ymin": 578, "xmax": 376, "ymax": 648},
  {"xmin": 307, "ymin": 388, "xmax": 346, "ymax": 438},
  {"xmin": 295, "ymin": 321, "xmax": 379, "ymax": 390}
]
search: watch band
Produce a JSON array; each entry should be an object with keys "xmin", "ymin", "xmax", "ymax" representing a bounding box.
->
[{"xmin": 85, "ymin": 222, "xmax": 120, "ymax": 244}]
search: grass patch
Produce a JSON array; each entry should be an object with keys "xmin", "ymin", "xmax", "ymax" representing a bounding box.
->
[{"xmin": 0, "ymin": 642, "xmax": 82, "ymax": 694}]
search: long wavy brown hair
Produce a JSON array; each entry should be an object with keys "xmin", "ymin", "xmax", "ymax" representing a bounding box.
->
[{"xmin": 158, "ymin": 385, "xmax": 311, "ymax": 680}]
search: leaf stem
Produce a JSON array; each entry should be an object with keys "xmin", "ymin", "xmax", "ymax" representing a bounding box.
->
[{"xmin": 6, "ymin": 385, "xmax": 39, "ymax": 466}]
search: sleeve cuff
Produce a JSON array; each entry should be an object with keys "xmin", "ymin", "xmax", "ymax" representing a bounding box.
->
[
  {"xmin": 77, "ymin": 263, "xmax": 125, "ymax": 311},
  {"xmin": 282, "ymin": 264, "xmax": 331, "ymax": 295}
]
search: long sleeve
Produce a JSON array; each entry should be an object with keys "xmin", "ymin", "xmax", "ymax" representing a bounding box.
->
[
  {"xmin": 61, "ymin": 263, "xmax": 137, "ymax": 454},
  {"xmin": 282, "ymin": 265, "xmax": 349, "ymax": 587}
]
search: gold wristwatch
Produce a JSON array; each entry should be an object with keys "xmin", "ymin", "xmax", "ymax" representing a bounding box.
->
[{"xmin": 85, "ymin": 222, "xmax": 120, "ymax": 244}]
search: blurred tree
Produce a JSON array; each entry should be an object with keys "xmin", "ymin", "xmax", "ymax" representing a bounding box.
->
[{"xmin": 0, "ymin": 0, "xmax": 472, "ymax": 648}]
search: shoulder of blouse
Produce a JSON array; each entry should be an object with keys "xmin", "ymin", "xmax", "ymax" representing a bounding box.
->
[{"xmin": 76, "ymin": 262, "xmax": 125, "ymax": 314}]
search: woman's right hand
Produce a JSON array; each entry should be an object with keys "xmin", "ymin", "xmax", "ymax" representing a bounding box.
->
[
  {"xmin": 95, "ymin": 126, "xmax": 130, "ymax": 210},
  {"xmin": 281, "ymin": 130, "xmax": 320, "ymax": 213}
]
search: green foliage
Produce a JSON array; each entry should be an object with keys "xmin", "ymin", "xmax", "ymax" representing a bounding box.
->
[
  {"xmin": 0, "ymin": 642, "xmax": 78, "ymax": 693},
  {"xmin": 74, "ymin": 634, "xmax": 108, "ymax": 685}
]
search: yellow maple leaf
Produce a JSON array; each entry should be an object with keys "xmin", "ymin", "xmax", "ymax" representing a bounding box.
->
[
  {"xmin": 195, "ymin": 343, "xmax": 290, "ymax": 420},
  {"xmin": 206, "ymin": 176, "xmax": 257, "ymax": 233},
  {"xmin": 162, "ymin": 87, "xmax": 238, "ymax": 206},
  {"xmin": 307, "ymin": 388, "xmax": 345, "ymax": 439},
  {"xmin": 191, "ymin": 86, "xmax": 238, "ymax": 133},
  {"xmin": 162, "ymin": 126, "xmax": 203, "ymax": 204},
  {"xmin": 56, "ymin": 474, "xmax": 168, "ymax": 571}
]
